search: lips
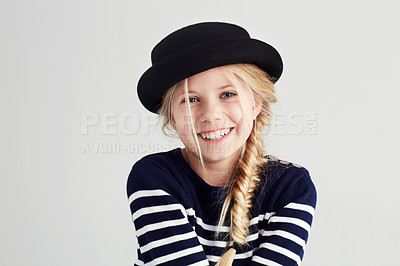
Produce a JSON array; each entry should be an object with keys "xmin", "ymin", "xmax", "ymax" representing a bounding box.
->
[{"xmin": 197, "ymin": 127, "xmax": 233, "ymax": 141}]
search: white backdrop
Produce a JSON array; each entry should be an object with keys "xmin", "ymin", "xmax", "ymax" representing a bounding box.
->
[{"xmin": 1, "ymin": 0, "xmax": 399, "ymax": 265}]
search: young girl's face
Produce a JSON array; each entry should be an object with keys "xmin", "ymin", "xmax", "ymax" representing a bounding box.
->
[{"xmin": 170, "ymin": 66, "xmax": 262, "ymax": 163}]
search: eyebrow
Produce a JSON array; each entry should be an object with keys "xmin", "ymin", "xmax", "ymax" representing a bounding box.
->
[{"xmin": 177, "ymin": 84, "xmax": 234, "ymax": 98}]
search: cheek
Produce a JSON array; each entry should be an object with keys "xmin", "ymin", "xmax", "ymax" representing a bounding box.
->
[
  {"xmin": 237, "ymin": 107, "xmax": 255, "ymax": 132},
  {"xmin": 229, "ymin": 105, "xmax": 251, "ymax": 126},
  {"xmin": 174, "ymin": 110, "xmax": 193, "ymax": 132}
]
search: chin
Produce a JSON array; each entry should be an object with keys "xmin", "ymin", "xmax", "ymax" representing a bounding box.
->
[{"xmin": 201, "ymin": 147, "xmax": 240, "ymax": 162}]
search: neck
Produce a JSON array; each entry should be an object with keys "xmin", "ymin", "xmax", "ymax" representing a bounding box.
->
[{"xmin": 181, "ymin": 148, "xmax": 240, "ymax": 187}]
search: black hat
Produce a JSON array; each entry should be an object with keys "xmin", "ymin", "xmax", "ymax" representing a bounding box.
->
[{"xmin": 137, "ymin": 21, "xmax": 283, "ymax": 113}]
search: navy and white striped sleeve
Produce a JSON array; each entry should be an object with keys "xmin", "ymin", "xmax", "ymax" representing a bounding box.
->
[
  {"xmin": 126, "ymin": 160, "xmax": 209, "ymax": 266},
  {"xmin": 251, "ymin": 168, "xmax": 317, "ymax": 266}
]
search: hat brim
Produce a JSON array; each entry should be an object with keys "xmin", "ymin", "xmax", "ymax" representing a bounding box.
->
[{"xmin": 137, "ymin": 38, "xmax": 283, "ymax": 113}]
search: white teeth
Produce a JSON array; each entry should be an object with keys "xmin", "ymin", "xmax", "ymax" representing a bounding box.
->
[{"xmin": 200, "ymin": 128, "xmax": 231, "ymax": 140}]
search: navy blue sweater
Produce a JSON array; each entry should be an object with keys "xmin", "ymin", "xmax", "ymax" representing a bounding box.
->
[{"xmin": 126, "ymin": 148, "xmax": 317, "ymax": 265}]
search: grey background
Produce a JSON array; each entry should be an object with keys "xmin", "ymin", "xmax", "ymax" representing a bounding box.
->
[{"xmin": 1, "ymin": 0, "xmax": 399, "ymax": 265}]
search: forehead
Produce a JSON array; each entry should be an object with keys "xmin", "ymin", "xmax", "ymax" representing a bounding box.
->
[
  {"xmin": 188, "ymin": 67, "xmax": 230, "ymax": 85},
  {"xmin": 174, "ymin": 67, "xmax": 243, "ymax": 97}
]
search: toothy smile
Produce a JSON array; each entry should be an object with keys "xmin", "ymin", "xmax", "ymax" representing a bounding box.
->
[{"xmin": 197, "ymin": 127, "xmax": 233, "ymax": 140}]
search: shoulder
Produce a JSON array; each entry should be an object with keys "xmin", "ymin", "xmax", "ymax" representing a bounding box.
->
[
  {"xmin": 260, "ymin": 155, "xmax": 317, "ymax": 209},
  {"xmin": 126, "ymin": 149, "xmax": 182, "ymax": 196},
  {"xmin": 130, "ymin": 149, "xmax": 177, "ymax": 174},
  {"xmin": 265, "ymin": 155, "xmax": 311, "ymax": 182},
  {"xmin": 263, "ymin": 154, "xmax": 312, "ymax": 184}
]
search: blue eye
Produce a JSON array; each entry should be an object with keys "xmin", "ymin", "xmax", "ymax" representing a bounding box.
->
[
  {"xmin": 182, "ymin": 97, "xmax": 198, "ymax": 103},
  {"xmin": 221, "ymin": 92, "xmax": 236, "ymax": 98}
]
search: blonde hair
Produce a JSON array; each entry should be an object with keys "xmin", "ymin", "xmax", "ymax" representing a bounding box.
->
[{"xmin": 158, "ymin": 64, "xmax": 277, "ymax": 265}]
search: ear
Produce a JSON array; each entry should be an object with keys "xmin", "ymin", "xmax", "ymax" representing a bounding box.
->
[{"xmin": 252, "ymin": 95, "xmax": 263, "ymax": 120}]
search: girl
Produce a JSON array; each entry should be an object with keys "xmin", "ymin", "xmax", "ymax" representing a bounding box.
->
[{"xmin": 127, "ymin": 22, "xmax": 317, "ymax": 266}]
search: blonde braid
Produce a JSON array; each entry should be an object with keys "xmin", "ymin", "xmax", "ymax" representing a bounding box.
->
[
  {"xmin": 215, "ymin": 64, "xmax": 276, "ymax": 266},
  {"xmin": 215, "ymin": 121, "xmax": 268, "ymax": 266},
  {"xmin": 230, "ymin": 120, "xmax": 267, "ymax": 244}
]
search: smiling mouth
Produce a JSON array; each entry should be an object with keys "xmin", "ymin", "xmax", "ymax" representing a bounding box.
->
[{"xmin": 197, "ymin": 127, "xmax": 234, "ymax": 141}]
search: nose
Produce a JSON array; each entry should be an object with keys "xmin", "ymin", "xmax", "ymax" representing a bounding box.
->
[{"xmin": 199, "ymin": 101, "xmax": 223, "ymax": 123}]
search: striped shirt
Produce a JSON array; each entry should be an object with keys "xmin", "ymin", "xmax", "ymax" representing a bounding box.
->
[{"xmin": 126, "ymin": 148, "xmax": 317, "ymax": 265}]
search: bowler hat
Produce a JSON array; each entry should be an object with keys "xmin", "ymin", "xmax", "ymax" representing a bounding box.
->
[{"xmin": 137, "ymin": 21, "xmax": 283, "ymax": 113}]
